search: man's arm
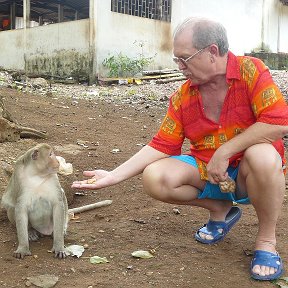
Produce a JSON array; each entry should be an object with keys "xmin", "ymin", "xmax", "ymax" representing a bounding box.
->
[
  {"xmin": 219, "ymin": 122, "xmax": 288, "ymax": 159},
  {"xmin": 110, "ymin": 145, "xmax": 168, "ymax": 182},
  {"xmin": 207, "ymin": 122, "xmax": 288, "ymax": 182},
  {"xmin": 72, "ymin": 145, "xmax": 168, "ymax": 189}
]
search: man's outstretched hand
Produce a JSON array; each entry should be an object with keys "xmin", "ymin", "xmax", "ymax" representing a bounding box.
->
[{"xmin": 71, "ymin": 170, "xmax": 115, "ymax": 190}]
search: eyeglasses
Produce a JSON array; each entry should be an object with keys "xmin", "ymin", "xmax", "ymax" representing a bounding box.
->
[{"xmin": 173, "ymin": 45, "xmax": 210, "ymax": 67}]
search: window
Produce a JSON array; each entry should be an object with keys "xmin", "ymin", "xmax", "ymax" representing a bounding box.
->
[{"xmin": 111, "ymin": 0, "xmax": 172, "ymax": 22}]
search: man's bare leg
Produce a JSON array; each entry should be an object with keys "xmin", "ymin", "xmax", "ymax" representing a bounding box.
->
[
  {"xmin": 142, "ymin": 158, "xmax": 234, "ymax": 240},
  {"xmin": 143, "ymin": 146, "xmax": 285, "ymax": 278},
  {"xmin": 236, "ymin": 144, "xmax": 284, "ymax": 278}
]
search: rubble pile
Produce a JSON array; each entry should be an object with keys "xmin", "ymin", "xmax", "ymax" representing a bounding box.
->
[
  {"xmin": 271, "ymin": 70, "xmax": 288, "ymax": 101},
  {"xmin": 0, "ymin": 69, "xmax": 287, "ymax": 108}
]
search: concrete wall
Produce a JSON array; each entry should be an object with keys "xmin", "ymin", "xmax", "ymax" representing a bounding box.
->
[
  {"xmin": 246, "ymin": 52, "xmax": 288, "ymax": 69},
  {"xmin": 0, "ymin": 19, "xmax": 91, "ymax": 80},
  {"xmin": 0, "ymin": 0, "xmax": 287, "ymax": 81},
  {"xmin": 0, "ymin": 28, "xmax": 25, "ymax": 69},
  {"xmin": 0, "ymin": 0, "xmax": 174, "ymax": 79},
  {"xmin": 279, "ymin": 4, "xmax": 288, "ymax": 51},
  {"xmin": 24, "ymin": 19, "xmax": 90, "ymax": 80},
  {"xmin": 262, "ymin": 0, "xmax": 280, "ymax": 52},
  {"xmin": 261, "ymin": 0, "xmax": 288, "ymax": 52},
  {"xmin": 92, "ymin": 0, "xmax": 174, "ymax": 77}
]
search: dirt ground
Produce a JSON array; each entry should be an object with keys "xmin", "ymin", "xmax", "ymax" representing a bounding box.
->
[{"xmin": 0, "ymin": 85, "xmax": 287, "ymax": 288}]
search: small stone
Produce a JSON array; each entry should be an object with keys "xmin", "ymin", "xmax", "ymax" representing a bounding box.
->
[{"xmin": 173, "ymin": 208, "xmax": 181, "ymax": 214}]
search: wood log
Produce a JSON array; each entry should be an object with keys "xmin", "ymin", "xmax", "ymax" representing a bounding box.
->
[{"xmin": 156, "ymin": 76, "xmax": 186, "ymax": 84}]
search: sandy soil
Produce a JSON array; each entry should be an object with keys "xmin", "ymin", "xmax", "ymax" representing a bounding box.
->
[{"xmin": 0, "ymin": 85, "xmax": 287, "ymax": 288}]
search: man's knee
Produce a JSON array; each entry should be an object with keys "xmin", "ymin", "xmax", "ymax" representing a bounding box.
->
[
  {"xmin": 242, "ymin": 143, "xmax": 282, "ymax": 173},
  {"xmin": 142, "ymin": 163, "xmax": 167, "ymax": 199}
]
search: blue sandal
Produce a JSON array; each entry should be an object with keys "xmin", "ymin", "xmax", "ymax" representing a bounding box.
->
[
  {"xmin": 195, "ymin": 206, "xmax": 242, "ymax": 244},
  {"xmin": 251, "ymin": 250, "xmax": 284, "ymax": 281}
]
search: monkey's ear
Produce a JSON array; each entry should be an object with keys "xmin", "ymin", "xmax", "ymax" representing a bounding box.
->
[{"xmin": 32, "ymin": 149, "xmax": 39, "ymax": 160}]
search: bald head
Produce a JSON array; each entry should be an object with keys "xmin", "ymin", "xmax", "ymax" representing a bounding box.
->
[{"xmin": 173, "ymin": 17, "xmax": 229, "ymax": 56}]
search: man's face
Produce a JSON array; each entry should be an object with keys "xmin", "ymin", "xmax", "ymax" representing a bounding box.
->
[{"xmin": 173, "ymin": 30, "xmax": 213, "ymax": 84}]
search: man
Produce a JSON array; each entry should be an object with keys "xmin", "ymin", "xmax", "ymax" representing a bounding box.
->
[{"xmin": 72, "ymin": 17, "xmax": 288, "ymax": 280}]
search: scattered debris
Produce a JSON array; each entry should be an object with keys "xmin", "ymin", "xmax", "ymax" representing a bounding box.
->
[
  {"xmin": 26, "ymin": 274, "xmax": 59, "ymax": 288},
  {"xmin": 131, "ymin": 250, "xmax": 154, "ymax": 259},
  {"xmin": 89, "ymin": 255, "xmax": 109, "ymax": 264},
  {"xmin": 1, "ymin": 69, "xmax": 286, "ymax": 113},
  {"xmin": 66, "ymin": 245, "xmax": 85, "ymax": 258},
  {"xmin": 98, "ymin": 71, "xmax": 183, "ymax": 85},
  {"xmin": 75, "ymin": 192, "xmax": 86, "ymax": 196},
  {"xmin": 111, "ymin": 148, "xmax": 121, "ymax": 154},
  {"xmin": 275, "ymin": 276, "xmax": 288, "ymax": 288},
  {"xmin": 242, "ymin": 248, "xmax": 254, "ymax": 256},
  {"xmin": 156, "ymin": 75, "xmax": 186, "ymax": 84},
  {"xmin": 172, "ymin": 208, "xmax": 181, "ymax": 215},
  {"xmin": 133, "ymin": 219, "xmax": 147, "ymax": 224},
  {"xmin": 76, "ymin": 140, "xmax": 89, "ymax": 148},
  {"xmin": 142, "ymin": 68, "xmax": 179, "ymax": 75},
  {"xmin": 68, "ymin": 200, "xmax": 113, "ymax": 215},
  {"xmin": 271, "ymin": 70, "xmax": 288, "ymax": 102}
]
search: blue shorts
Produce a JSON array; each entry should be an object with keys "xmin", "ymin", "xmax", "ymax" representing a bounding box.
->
[{"xmin": 170, "ymin": 155, "xmax": 250, "ymax": 204}]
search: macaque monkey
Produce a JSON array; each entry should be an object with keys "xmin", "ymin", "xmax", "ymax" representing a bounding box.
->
[{"xmin": 1, "ymin": 143, "xmax": 68, "ymax": 259}]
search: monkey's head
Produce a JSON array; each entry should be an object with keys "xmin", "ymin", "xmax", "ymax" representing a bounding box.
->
[{"xmin": 29, "ymin": 143, "xmax": 60, "ymax": 174}]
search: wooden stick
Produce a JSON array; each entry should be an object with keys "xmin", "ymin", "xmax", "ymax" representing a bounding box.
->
[
  {"xmin": 68, "ymin": 200, "xmax": 113, "ymax": 214},
  {"xmin": 156, "ymin": 76, "xmax": 186, "ymax": 84}
]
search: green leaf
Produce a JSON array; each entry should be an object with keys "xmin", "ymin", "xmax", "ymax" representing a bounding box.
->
[
  {"xmin": 280, "ymin": 278, "xmax": 288, "ymax": 282},
  {"xmin": 275, "ymin": 277, "xmax": 288, "ymax": 288},
  {"xmin": 89, "ymin": 256, "xmax": 109, "ymax": 264},
  {"xmin": 131, "ymin": 250, "xmax": 154, "ymax": 259}
]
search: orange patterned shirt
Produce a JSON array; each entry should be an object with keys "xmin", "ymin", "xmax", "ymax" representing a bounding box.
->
[{"xmin": 148, "ymin": 51, "xmax": 288, "ymax": 180}]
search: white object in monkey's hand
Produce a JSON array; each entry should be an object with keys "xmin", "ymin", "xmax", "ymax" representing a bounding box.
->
[
  {"xmin": 1, "ymin": 143, "xmax": 68, "ymax": 260},
  {"xmin": 219, "ymin": 176, "xmax": 236, "ymax": 193},
  {"xmin": 56, "ymin": 156, "xmax": 73, "ymax": 175}
]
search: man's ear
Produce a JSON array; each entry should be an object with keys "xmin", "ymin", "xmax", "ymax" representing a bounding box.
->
[{"xmin": 209, "ymin": 44, "xmax": 219, "ymax": 56}]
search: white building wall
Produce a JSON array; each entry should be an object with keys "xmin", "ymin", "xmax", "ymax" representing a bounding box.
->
[
  {"xmin": 0, "ymin": 29, "xmax": 25, "ymax": 70},
  {"xmin": 265, "ymin": 0, "xmax": 288, "ymax": 52},
  {"xmin": 171, "ymin": 0, "xmax": 263, "ymax": 55},
  {"xmin": 0, "ymin": 19, "xmax": 91, "ymax": 78},
  {"xmin": 279, "ymin": 4, "xmax": 288, "ymax": 51},
  {"xmin": 262, "ymin": 0, "xmax": 280, "ymax": 52},
  {"xmin": 93, "ymin": 0, "xmax": 174, "ymax": 76},
  {"xmin": 24, "ymin": 19, "xmax": 89, "ymax": 53},
  {"xmin": 0, "ymin": 0, "xmax": 287, "ymax": 80},
  {"xmin": 171, "ymin": 0, "xmax": 288, "ymax": 55},
  {"xmin": 24, "ymin": 19, "xmax": 91, "ymax": 78}
]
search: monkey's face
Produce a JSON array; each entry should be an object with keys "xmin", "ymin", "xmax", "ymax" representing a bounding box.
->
[
  {"xmin": 31, "ymin": 144, "xmax": 60, "ymax": 174},
  {"xmin": 48, "ymin": 150, "xmax": 60, "ymax": 172}
]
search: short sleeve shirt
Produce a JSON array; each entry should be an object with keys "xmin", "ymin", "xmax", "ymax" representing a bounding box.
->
[{"xmin": 148, "ymin": 51, "xmax": 288, "ymax": 179}]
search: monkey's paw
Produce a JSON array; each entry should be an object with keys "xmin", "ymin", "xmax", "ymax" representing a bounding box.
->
[
  {"xmin": 13, "ymin": 247, "xmax": 32, "ymax": 259},
  {"xmin": 52, "ymin": 247, "xmax": 68, "ymax": 259},
  {"xmin": 28, "ymin": 229, "xmax": 41, "ymax": 241}
]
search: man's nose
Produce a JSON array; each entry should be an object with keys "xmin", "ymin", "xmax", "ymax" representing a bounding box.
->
[{"xmin": 178, "ymin": 62, "xmax": 186, "ymax": 70}]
